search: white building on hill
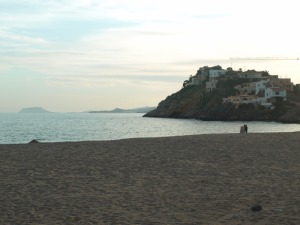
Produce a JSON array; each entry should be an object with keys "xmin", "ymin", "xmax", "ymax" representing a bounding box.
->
[
  {"xmin": 208, "ymin": 69, "xmax": 226, "ymax": 79},
  {"xmin": 265, "ymin": 87, "xmax": 287, "ymax": 101},
  {"xmin": 255, "ymin": 80, "xmax": 268, "ymax": 94}
]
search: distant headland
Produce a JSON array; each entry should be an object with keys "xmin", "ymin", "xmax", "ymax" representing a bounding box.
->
[
  {"xmin": 89, "ymin": 107, "xmax": 156, "ymax": 114},
  {"xmin": 19, "ymin": 107, "xmax": 51, "ymax": 113},
  {"xmin": 144, "ymin": 65, "xmax": 300, "ymax": 123},
  {"xmin": 17, "ymin": 106, "xmax": 156, "ymax": 114}
]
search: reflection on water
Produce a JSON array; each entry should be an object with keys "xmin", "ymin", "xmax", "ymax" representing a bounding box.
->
[{"xmin": 0, "ymin": 113, "xmax": 299, "ymax": 144}]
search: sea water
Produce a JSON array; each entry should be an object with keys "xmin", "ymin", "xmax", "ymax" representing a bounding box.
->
[{"xmin": 0, "ymin": 112, "xmax": 300, "ymax": 144}]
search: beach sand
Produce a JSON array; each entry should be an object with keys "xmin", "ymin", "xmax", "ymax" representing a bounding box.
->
[{"xmin": 1, "ymin": 132, "xmax": 300, "ymax": 225}]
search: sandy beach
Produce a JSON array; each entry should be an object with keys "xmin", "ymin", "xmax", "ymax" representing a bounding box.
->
[{"xmin": 1, "ymin": 132, "xmax": 300, "ymax": 225}]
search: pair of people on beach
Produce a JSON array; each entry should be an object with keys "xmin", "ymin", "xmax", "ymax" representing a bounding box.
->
[{"xmin": 240, "ymin": 124, "xmax": 248, "ymax": 133}]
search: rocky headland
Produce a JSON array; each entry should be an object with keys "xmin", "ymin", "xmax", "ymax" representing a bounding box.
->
[{"xmin": 144, "ymin": 66, "xmax": 300, "ymax": 123}]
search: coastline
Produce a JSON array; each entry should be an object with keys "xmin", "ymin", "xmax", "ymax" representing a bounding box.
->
[{"xmin": 1, "ymin": 132, "xmax": 300, "ymax": 224}]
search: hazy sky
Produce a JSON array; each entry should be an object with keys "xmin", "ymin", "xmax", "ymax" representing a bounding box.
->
[{"xmin": 1, "ymin": 0, "xmax": 299, "ymax": 112}]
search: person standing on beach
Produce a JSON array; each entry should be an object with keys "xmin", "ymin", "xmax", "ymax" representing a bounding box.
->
[
  {"xmin": 240, "ymin": 125, "xmax": 245, "ymax": 133},
  {"xmin": 244, "ymin": 124, "xmax": 248, "ymax": 133}
]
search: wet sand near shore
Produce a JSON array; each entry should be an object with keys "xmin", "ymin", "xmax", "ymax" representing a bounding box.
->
[{"xmin": 1, "ymin": 132, "xmax": 300, "ymax": 225}]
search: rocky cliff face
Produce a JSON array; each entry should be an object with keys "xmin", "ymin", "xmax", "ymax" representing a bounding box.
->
[
  {"xmin": 144, "ymin": 83, "xmax": 300, "ymax": 123},
  {"xmin": 145, "ymin": 86, "xmax": 205, "ymax": 118}
]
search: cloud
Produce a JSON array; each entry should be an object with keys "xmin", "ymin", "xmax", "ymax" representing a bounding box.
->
[
  {"xmin": 0, "ymin": 64, "xmax": 10, "ymax": 73},
  {"xmin": 1, "ymin": 0, "xmax": 300, "ymax": 112},
  {"xmin": 45, "ymin": 73, "xmax": 185, "ymax": 88},
  {"xmin": 0, "ymin": 29, "xmax": 49, "ymax": 46},
  {"xmin": 1, "ymin": 0, "xmax": 300, "ymax": 84}
]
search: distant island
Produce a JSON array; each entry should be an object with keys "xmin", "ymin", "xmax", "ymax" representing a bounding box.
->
[
  {"xmin": 18, "ymin": 106, "xmax": 156, "ymax": 114},
  {"xmin": 144, "ymin": 65, "xmax": 300, "ymax": 123},
  {"xmin": 19, "ymin": 107, "xmax": 51, "ymax": 113},
  {"xmin": 89, "ymin": 107, "xmax": 156, "ymax": 114}
]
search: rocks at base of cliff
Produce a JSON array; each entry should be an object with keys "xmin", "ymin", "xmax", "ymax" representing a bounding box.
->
[
  {"xmin": 29, "ymin": 139, "xmax": 39, "ymax": 144},
  {"xmin": 277, "ymin": 106, "xmax": 300, "ymax": 123}
]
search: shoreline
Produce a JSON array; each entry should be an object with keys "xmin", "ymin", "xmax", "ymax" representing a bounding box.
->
[
  {"xmin": 1, "ymin": 132, "xmax": 300, "ymax": 224},
  {"xmin": 1, "ymin": 131, "xmax": 300, "ymax": 146}
]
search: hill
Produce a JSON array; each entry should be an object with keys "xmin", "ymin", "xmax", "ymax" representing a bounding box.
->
[
  {"xmin": 144, "ymin": 67, "xmax": 300, "ymax": 123},
  {"xmin": 89, "ymin": 107, "xmax": 156, "ymax": 114},
  {"xmin": 19, "ymin": 107, "xmax": 51, "ymax": 113}
]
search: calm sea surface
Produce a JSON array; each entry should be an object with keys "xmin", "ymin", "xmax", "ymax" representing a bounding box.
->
[{"xmin": 0, "ymin": 113, "xmax": 300, "ymax": 144}]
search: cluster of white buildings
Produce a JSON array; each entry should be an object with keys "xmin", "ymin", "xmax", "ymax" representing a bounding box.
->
[
  {"xmin": 186, "ymin": 66, "xmax": 295, "ymax": 109},
  {"xmin": 224, "ymin": 75, "xmax": 293, "ymax": 108}
]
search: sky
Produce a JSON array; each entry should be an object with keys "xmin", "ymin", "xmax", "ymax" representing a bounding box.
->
[{"xmin": 0, "ymin": 0, "xmax": 299, "ymax": 112}]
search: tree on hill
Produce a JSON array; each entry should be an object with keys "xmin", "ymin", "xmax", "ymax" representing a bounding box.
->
[
  {"xmin": 210, "ymin": 65, "xmax": 222, "ymax": 70},
  {"xmin": 183, "ymin": 80, "xmax": 189, "ymax": 88},
  {"xmin": 261, "ymin": 70, "xmax": 269, "ymax": 76}
]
